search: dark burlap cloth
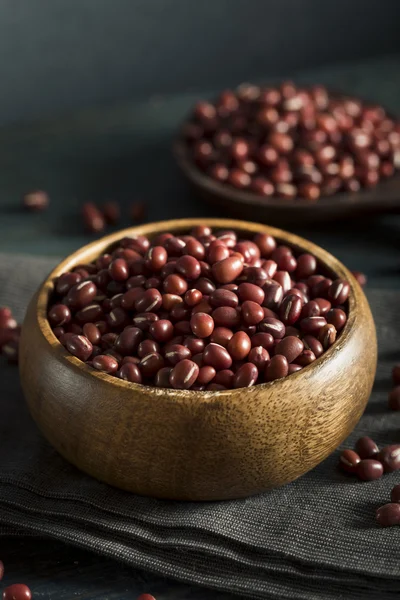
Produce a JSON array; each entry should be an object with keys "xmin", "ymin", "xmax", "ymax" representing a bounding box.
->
[{"xmin": 0, "ymin": 254, "xmax": 399, "ymax": 600}]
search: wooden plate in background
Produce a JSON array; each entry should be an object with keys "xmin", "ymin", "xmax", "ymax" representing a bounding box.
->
[{"xmin": 173, "ymin": 140, "xmax": 400, "ymax": 226}]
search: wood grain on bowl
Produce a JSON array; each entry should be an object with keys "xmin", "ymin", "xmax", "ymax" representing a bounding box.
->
[{"xmin": 19, "ymin": 219, "xmax": 377, "ymax": 500}]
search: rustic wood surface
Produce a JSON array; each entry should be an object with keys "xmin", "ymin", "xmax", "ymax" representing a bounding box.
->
[
  {"xmin": 20, "ymin": 218, "xmax": 377, "ymax": 501},
  {"xmin": 0, "ymin": 537, "xmax": 238, "ymax": 600}
]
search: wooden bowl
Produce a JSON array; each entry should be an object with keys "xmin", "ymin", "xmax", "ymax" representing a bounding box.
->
[
  {"xmin": 174, "ymin": 139, "xmax": 400, "ymax": 226},
  {"xmin": 19, "ymin": 218, "xmax": 377, "ymax": 501}
]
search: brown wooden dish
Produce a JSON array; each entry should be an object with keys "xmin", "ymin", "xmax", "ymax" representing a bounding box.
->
[
  {"xmin": 19, "ymin": 219, "xmax": 377, "ymax": 500},
  {"xmin": 174, "ymin": 140, "xmax": 400, "ymax": 225}
]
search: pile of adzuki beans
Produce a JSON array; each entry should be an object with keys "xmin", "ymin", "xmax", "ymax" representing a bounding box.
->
[
  {"xmin": 47, "ymin": 226, "xmax": 349, "ymax": 390},
  {"xmin": 182, "ymin": 82, "xmax": 400, "ymax": 201}
]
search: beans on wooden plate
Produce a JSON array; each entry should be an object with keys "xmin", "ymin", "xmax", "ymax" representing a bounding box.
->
[{"xmin": 181, "ymin": 84, "xmax": 400, "ymax": 202}]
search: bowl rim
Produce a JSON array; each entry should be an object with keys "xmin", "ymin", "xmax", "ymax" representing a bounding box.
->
[
  {"xmin": 33, "ymin": 217, "xmax": 360, "ymax": 400},
  {"xmin": 173, "ymin": 137, "xmax": 400, "ymax": 212}
]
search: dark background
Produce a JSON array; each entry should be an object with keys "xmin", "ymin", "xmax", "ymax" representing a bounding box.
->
[{"xmin": 1, "ymin": 0, "xmax": 400, "ymax": 124}]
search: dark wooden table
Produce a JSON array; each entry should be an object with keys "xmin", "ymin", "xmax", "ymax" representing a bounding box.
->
[{"xmin": 1, "ymin": 55, "xmax": 400, "ymax": 599}]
